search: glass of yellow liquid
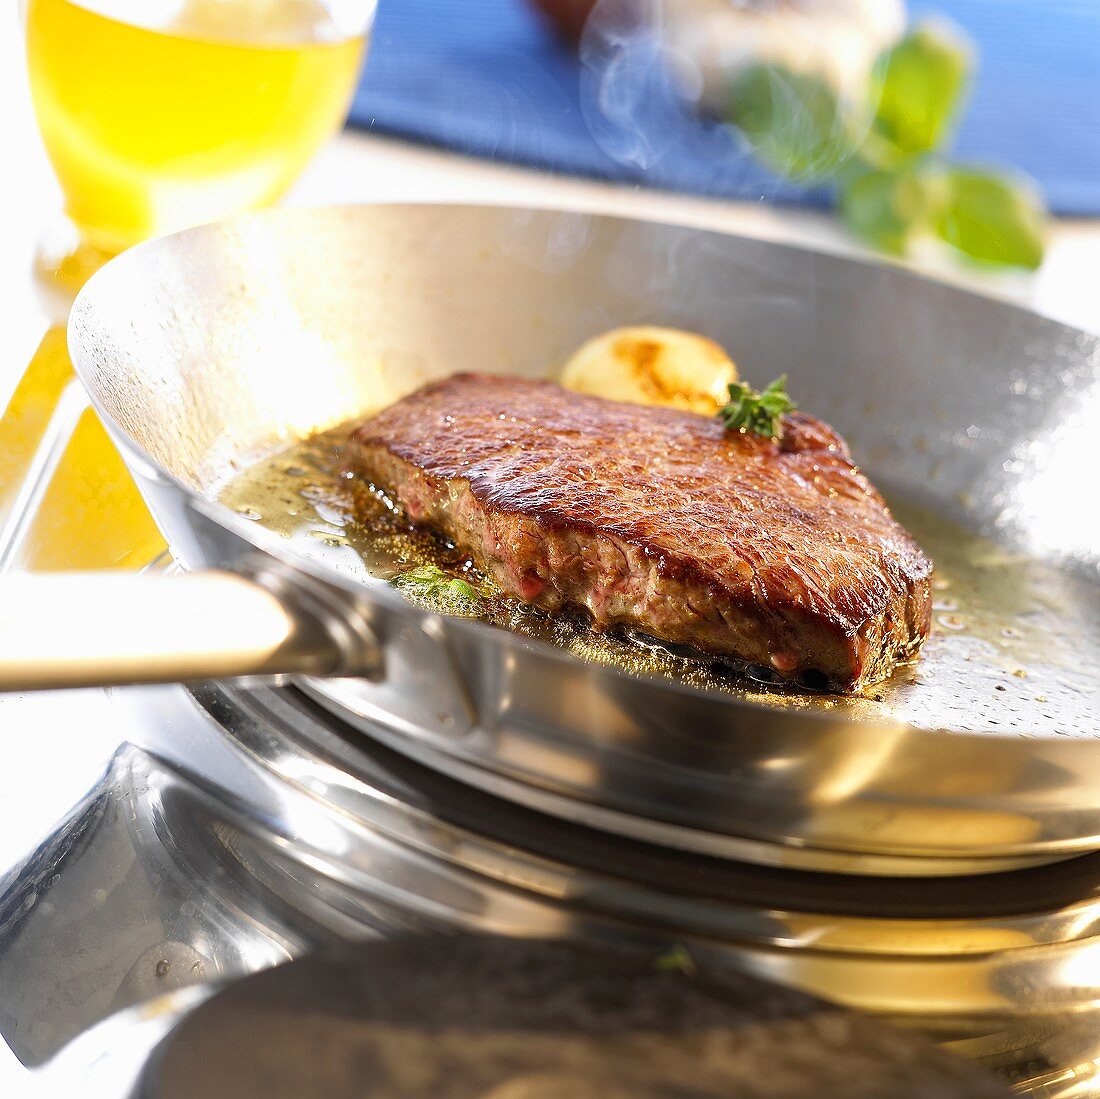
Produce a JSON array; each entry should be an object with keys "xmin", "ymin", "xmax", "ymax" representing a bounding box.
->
[{"xmin": 24, "ymin": 0, "xmax": 374, "ymax": 288}]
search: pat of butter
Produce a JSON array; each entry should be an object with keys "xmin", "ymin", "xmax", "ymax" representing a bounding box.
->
[{"xmin": 561, "ymin": 326, "xmax": 737, "ymax": 415}]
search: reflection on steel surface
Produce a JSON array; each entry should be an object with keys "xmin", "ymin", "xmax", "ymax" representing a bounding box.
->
[
  {"xmin": 1, "ymin": 681, "xmax": 1100, "ymax": 1095},
  {"xmin": 58, "ymin": 205, "xmax": 1098, "ymax": 871}
]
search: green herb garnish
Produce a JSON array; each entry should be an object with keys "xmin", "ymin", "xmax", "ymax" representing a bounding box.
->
[
  {"xmin": 719, "ymin": 375, "xmax": 794, "ymax": 439},
  {"xmin": 654, "ymin": 944, "xmax": 697, "ymax": 976},
  {"xmin": 394, "ymin": 564, "xmax": 483, "ymax": 603},
  {"xmin": 727, "ymin": 21, "xmax": 1046, "ymax": 269}
]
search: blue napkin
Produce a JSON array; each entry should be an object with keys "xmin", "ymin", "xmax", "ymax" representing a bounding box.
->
[{"xmin": 349, "ymin": 0, "xmax": 1100, "ymax": 215}]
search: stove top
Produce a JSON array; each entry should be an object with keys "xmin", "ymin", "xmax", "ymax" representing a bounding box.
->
[{"xmin": 2, "ymin": 680, "xmax": 1100, "ymax": 1097}]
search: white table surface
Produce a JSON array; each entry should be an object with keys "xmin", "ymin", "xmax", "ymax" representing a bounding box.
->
[{"xmin": 1, "ymin": 12, "xmax": 1098, "ymax": 1095}]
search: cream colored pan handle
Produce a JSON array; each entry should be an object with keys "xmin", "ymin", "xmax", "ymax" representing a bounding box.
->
[{"xmin": 0, "ymin": 570, "xmax": 381, "ymax": 691}]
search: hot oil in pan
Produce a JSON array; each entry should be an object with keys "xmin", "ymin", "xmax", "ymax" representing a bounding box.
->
[{"xmin": 218, "ymin": 425, "xmax": 1098, "ymax": 738}]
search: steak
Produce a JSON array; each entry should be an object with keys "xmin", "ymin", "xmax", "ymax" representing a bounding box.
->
[{"xmin": 347, "ymin": 373, "xmax": 932, "ymax": 691}]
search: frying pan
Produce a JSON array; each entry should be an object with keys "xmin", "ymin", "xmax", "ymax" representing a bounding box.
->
[{"xmin": 4, "ymin": 204, "xmax": 1098, "ymax": 875}]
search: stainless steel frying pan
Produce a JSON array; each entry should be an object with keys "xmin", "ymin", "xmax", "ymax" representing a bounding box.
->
[{"xmin": 4, "ymin": 204, "xmax": 1098, "ymax": 875}]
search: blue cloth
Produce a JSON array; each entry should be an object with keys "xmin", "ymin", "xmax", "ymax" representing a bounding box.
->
[{"xmin": 349, "ymin": 0, "xmax": 1100, "ymax": 215}]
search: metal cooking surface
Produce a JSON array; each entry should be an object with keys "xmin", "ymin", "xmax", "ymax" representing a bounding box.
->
[
  {"xmin": 135, "ymin": 937, "xmax": 1015, "ymax": 1099},
  {"xmin": 67, "ymin": 204, "xmax": 1100, "ymax": 867},
  {"xmin": 4, "ymin": 679, "xmax": 1100, "ymax": 1097},
  {"xmin": 194, "ymin": 680, "xmax": 1100, "ymax": 921},
  {"xmin": 217, "ymin": 424, "xmax": 1097, "ymax": 738}
]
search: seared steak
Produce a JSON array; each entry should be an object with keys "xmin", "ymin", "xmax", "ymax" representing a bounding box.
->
[{"xmin": 347, "ymin": 373, "xmax": 932, "ymax": 690}]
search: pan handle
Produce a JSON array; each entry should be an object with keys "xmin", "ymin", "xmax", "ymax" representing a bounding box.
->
[{"xmin": 0, "ymin": 569, "xmax": 381, "ymax": 691}]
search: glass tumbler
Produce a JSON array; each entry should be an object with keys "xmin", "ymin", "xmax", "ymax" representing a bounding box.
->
[{"xmin": 24, "ymin": 0, "xmax": 376, "ymax": 288}]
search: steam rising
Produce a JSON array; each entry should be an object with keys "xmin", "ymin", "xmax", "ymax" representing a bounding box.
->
[
  {"xmin": 574, "ymin": 0, "xmax": 899, "ymax": 192},
  {"xmin": 578, "ymin": 0, "xmax": 689, "ymax": 170}
]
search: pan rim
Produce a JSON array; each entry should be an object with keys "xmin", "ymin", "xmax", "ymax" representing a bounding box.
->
[{"xmin": 68, "ymin": 201, "xmax": 1100, "ymax": 749}]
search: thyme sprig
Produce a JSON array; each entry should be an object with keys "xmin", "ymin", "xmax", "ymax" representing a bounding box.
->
[{"xmin": 718, "ymin": 374, "xmax": 795, "ymax": 439}]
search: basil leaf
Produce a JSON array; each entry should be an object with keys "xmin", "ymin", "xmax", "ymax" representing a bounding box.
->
[
  {"xmin": 728, "ymin": 64, "xmax": 858, "ymax": 181},
  {"xmin": 932, "ymin": 167, "xmax": 1046, "ymax": 269},
  {"xmin": 839, "ymin": 167, "xmax": 930, "ymax": 255},
  {"xmin": 871, "ymin": 22, "xmax": 970, "ymax": 159},
  {"xmin": 722, "ymin": 23, "xmax": 1047, "ymax": 271}
]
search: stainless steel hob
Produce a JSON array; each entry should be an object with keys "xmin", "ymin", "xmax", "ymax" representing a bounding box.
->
[{"xmin": 3, "ymin": 678, "xmax": 1100, "ymax": 1097}]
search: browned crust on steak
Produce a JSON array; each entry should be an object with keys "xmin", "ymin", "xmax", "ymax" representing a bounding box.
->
[{"xmin": 347, "ymin": 373, "xmax": 933, "ymax": 690}]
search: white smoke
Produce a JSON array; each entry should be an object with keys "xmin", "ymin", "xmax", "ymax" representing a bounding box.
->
[{"xmin": 575, "ymin": 0, "xmax": 903, "ymax": 178}]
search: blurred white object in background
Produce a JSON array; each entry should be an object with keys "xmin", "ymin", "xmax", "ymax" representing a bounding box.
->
[{"xmin": 661, "ymin": 0, "xmax": 905, "ymax": 111}]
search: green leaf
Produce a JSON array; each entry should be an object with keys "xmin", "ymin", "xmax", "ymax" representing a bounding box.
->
[
  {"xmin": 723, "ymin": 23, "xmax": 1044, "ymax": 273},
  {"xmin": 932, "ymin": 167, "xmax": 1046, "ymax": 269},
  {"xmin": 654, "ymin": 944, "xmax": 697, "ymax": 976},
  {"xmin": 448, "ymin": 577, "xmax": 481, "ymax": 600},
  {"xmin": 719, "ymin": 375, "xmax": 795, "ymax": 439},
  {"xmin": 838, "ymin": 167, "xmax": 931, "ymax": 255},
  {"xmin": 395, "ymin": 564, "xmax": 485, "ymax": 604},
  {"xmin": 728, "ymin": 64, "xmax": 859, "ymax": 181},
  {"xmin": 870, "ymin": 21, "xmax": 971, "ymax": 159}
]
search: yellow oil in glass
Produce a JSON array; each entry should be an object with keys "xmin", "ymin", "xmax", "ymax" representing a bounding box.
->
[{"xmin": 25, "ymin": 0, "xmax": 366, "ymax": 255}]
